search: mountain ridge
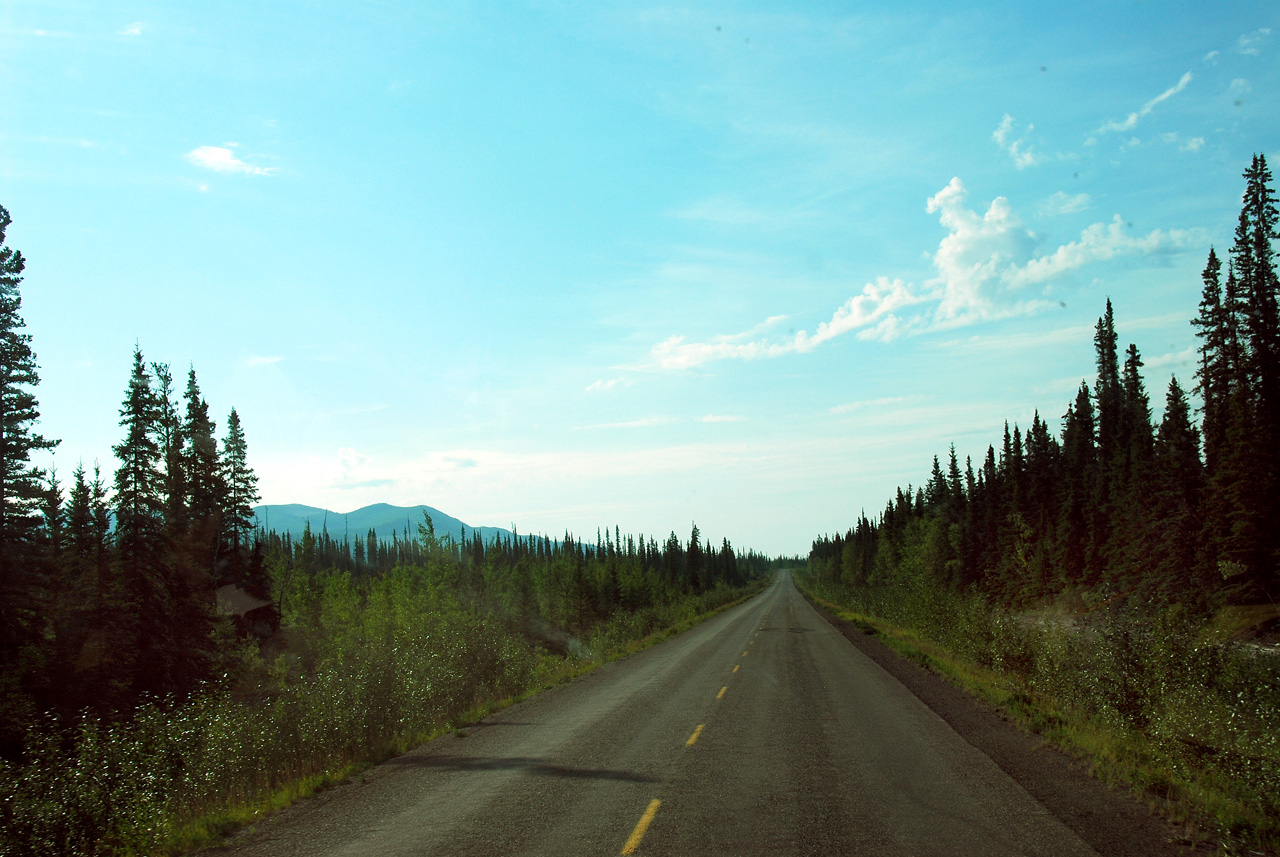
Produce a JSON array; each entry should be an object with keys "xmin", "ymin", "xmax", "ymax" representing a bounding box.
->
[{"xmin": 252, "ymin": 503, "xmax": 517, "ymax": 544}]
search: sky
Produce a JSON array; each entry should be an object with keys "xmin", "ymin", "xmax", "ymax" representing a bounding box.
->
[{"xmin": 1, "ymin": 2, "xmax": 1277, "ymax": 557}]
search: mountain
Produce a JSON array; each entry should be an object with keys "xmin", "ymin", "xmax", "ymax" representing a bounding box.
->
[{"xmin": 252, "ymin": 503, "xmax": 517, "ymax": 545}]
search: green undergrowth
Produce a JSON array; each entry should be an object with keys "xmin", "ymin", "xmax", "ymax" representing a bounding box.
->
[
  {"xmin": 0, "ymin": 579, "xmax": 765, "ymax": 857},
  {"xmin": 800, "ymin": 580, "xmax": 1280, "ymax": 856}
]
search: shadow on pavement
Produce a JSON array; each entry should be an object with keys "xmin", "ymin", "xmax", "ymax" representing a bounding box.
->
[{"xmin": 386, "ymin": 754, "xmax": 659, "ymax": 783}]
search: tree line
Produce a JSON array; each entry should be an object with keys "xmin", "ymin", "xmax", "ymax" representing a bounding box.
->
[
  {"xmin": 810, "ymin": 154, "xmax": 1278, "ymax": 611},
  {"xmin": 0, "ymin": 201, "xmax": 263, "ymax": 749},
  {"xmin": 261, "ymin": 515, "xmax": 770, "ymax": 649}
]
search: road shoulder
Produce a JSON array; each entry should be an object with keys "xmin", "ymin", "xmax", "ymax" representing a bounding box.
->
[{"xmin": 805, "ymin": 596, "xmax": 1206, "ymax": 857}]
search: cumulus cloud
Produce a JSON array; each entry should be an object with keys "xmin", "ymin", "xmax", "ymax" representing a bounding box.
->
[
  {"xmin": 1237, "ymin": 28, "xmax": 1271, "ymax": 55},
  {"xmin": 648, "ymin": 179, "xmax": 1193, "ymax": 370},
  {"xmin": 926, "ymin": 178, "xmax": 1040, "ymax": 324},
  {"xmin": 1039, "ymin": 191, "xmax": 1091, "ymax": 216},
  {"xmin": 1096, "ymin": 71, "xmax": 1192, "ymax": 135},
  {"xmin": 1182, "ymin": 137, "xmax": 1205, "ymax": 152},
  {"xmin": 992, "ymin": 115, "xmax": 1045, "ymax": 169},
  {"xmin": 184, "ymin": 145, "xmax": 276, "ymax": 175}
]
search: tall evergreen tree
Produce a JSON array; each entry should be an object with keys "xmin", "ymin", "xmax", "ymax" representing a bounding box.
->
[
  {"xmin": 112, "ymin": 346, "xmax": 178, "ymax": 695},
  {"xmin": 221, "ymin": 408, "xmax": 259, "ymax": 575},
  {"xmin": 0, "ymin": 204, "xmax": 58, "ymax": 666}
]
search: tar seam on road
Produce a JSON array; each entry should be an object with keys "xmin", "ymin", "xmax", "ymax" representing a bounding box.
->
[
  {"xmin": 686, "ymin": 724, "xmax": 704, "ymax": 747},
  {"xmin": 621, "ymin": 799, "xmax": 662, "ymax": 855},
  {"xmin": 716, "ymin": 686, "xmax": 727, "ymax": 699}
]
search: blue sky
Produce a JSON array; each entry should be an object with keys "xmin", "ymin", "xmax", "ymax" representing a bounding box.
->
[{"xmin": 2, "ymin": 2, "xmax": 1276, "ymax": 556}]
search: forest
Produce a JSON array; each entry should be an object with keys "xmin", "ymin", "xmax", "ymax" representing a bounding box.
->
[
  {"xmin": 803, "ymin": 155, "xmax": 1280, "ymax": 850},
  {"xmin": 810, "ymin": 155, "xmax": 1279, "ymax": 613},
  {"xmin": 0, "ymin": 200, "xmax": 771, "ymax": 854}
]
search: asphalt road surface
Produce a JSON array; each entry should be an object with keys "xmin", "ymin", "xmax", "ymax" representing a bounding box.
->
[{"xmin": 209, "ymin": 571, "xmax": 1191, "ymax": 856}]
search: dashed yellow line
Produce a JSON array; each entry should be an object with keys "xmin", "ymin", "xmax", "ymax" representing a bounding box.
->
[
  {"xmin": 732, "ymin": 664, "xmax": 739, "ymax": 673},
  {"xmin": 686, "ymin": 724, "xmax": 705, "ymax": 746},
  {"xmin": 742, "ymin": 651, "xmax": 748, "ymax": 657},
  {"xmin": 716, "ymin": 686, "xmax": 728, "ymax": 699},
  {"xmin": 622, "ymin": 799, "xmax": 662, "ymax": 855}
]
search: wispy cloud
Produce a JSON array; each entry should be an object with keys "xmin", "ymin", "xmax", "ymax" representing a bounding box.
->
[
  {"xmin": 700, "ymin": 414, "xmax": 747, "ymax": 423},
  {"xmin": 829, "ymin": 395, "xmax": 919, "ymax": 414},
  {"xmin": 1006, "ymin": 216, "xmax": 1193, "ymax": 290},
  {"xmin": 244, "ymin": 354, "xmax": 283, "ymax": 367},
  {"xmin": 1236, "ymin": 27, "xmax": 1271, "ymax": 55},
  {"xmin": 647, "ymin": 178, "xmax": 1194, "ymax": 370},
  {"xmin": 184, "ymin": 145, "xmax": 277, "ymax": 176},
  {"xmin": 651, "ymin": 275, "xmax": 922, "ymax": 370},
  {"xmin": 118, "ymin": 22, "xmax": 144, "ymax": 37},
  {"xmin": 671, "ymin": 196, "xmax": 811, "ymax": 230},
  {"xmin": 586, "ymin": 377, "xmax": 631, "ymax": 393},
  {"xmin": 992, "ymin": 115, "xmax": 1045, "ymax": 169},
  {"xmin": 581, "ymin": 416, "xmax": 677, "ymax": 430},
  {"xmin": 1039, "ymin": 191, "xmax": 1091, "ymax": 216},
  {"xmin": 1094, "ymin": 71, "xmax": 1192, "ymax": 136}
]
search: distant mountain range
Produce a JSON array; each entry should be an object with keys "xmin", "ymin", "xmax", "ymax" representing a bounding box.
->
[{"xmin": 252, "ymin": 503, "xmax": 516, "ymax": 545}]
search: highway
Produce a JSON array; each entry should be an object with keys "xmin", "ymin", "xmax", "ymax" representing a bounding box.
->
[{"xmin": 210, "ymin": 571, "xmax": 1188, "ymax": 856}]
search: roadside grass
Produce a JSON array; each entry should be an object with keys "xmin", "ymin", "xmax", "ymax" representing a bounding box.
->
[
  {"xmin": 801, "ymin": 585, "xmax": 1280, "ymax": 856},
  {"xmin": 0, "ymin": 579, "xmax": 768, "ymax": 857}
]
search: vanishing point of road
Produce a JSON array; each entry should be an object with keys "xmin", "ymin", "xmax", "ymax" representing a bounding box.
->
[{"xmin": 209, "ymin": 571, "xmax": 1192, "ymax": 856}]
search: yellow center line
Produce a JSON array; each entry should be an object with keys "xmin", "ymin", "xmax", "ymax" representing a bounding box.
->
[
  {"xmin": 742, "ymin": 651, "xmax": 748, "ymax": 657},
  {"xmin": 732, "ymin": 664, "xmax": 739, "ymax": 673},
  {"xmin": 621, "ymin": 799, "xmax": 662, "ymax": 855},
  {"xmin": 716, "ymin": 685, "xmax": 727, "ymax": 699},
  {"xmin": 686, "ymin": 724, "xmax": 705, "ymax": 746}
]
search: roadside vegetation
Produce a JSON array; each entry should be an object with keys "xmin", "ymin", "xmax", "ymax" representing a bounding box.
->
[
  {"xmin": 803, "ymin": 155, "xmax": 1280, "ymax": 853},
  {"xmin": 0, "ymin": 200, "xmax": 772, "ymax": 855}
]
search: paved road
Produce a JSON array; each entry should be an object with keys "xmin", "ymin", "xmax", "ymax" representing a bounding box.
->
[{"xmin": 209, "ymin": 572, "xmax": 1140, "ymax": 856}]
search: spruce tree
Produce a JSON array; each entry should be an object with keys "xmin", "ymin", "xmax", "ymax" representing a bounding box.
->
[
  {"xmin": 221, "ymin": 408, "xmax": 259, "ymax": 574},
  {"xmin": 1150, "ymin": 377, "xmax": 1205, "ymax": 599},
  {"xmin": 183, "ymin": 368, "xmax": 225, "ymax": 575},
  {"xmin": 0, "ymin": 204, "xmax": 58, "ymax": 663},
  {"xmin": 113, "ymin": 346, "xmax": 178, "ymax": 695}
]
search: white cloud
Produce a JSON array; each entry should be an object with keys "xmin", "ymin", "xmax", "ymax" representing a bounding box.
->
[
  {"xmin": 1237, "ymin": 28, "xmax": 1271, "ymax": 55},
  {"xmin": 647, "ymin": 179, "xmax": 1193, "ymax": 370},
  {"xmin": 925, "ymin": 178, "xmax": 1040, "ymax": 324},
  {"xmin": 1145, "ymin": 346, "xmax": 1196, "ymax": 371},
  {"xmin": 1006, "ymin": 216, "xmax": 1193, "ymax": 289},
  {"xmin": 244, "ymin": 355, "xmax": 283, "ymax": 367},
  {"xmin": 700, "ymin": 414, "xmax": 747, "ymax": 423},
  {"xmin": 1182, "ymin": 137, "xmax": 1205, "ymax": 152},
  {"xmin": 1039, "ymin": 191, "xmax": 1091, "ymax": 216},
  {"xmin": 1204, "ymin": 50, "xmax": 1220, "ymax": 63},
  {"xmin": 118, "ymin": 22, "xmax": 144, "ymax": 36},
  {"xmin": 991, "ymin": 115, "xmax": 1045, "ymax": 169},
  {"xmin": 671, "ymin": 196, "xmax": 810, "ymax": 229},
  {"xmin": 184, "ymin": 145, "xmax": 277, "ymax": 176},
  {"xmin": 829, "ymin": 395, "xmax": 918, "ymax": 414},
  {"xmin": 1096, "ymin": 71, "xmax": 1192, "ymax": 135},
  {"xmin": 581, "ymin": 416, "xmax": 677, "ymax": 430},
  {"xmin": 586, "ymin": 377, "xmax": 631, "ymax": 393},
  {"xmin": 650, "ymin": 276, "xmax": 921, "ymax": 370}
]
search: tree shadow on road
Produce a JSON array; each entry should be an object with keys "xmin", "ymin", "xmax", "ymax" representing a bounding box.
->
[{"xmin": 385, "ymin": 754, "xmax": 659, "ymax": 783}]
